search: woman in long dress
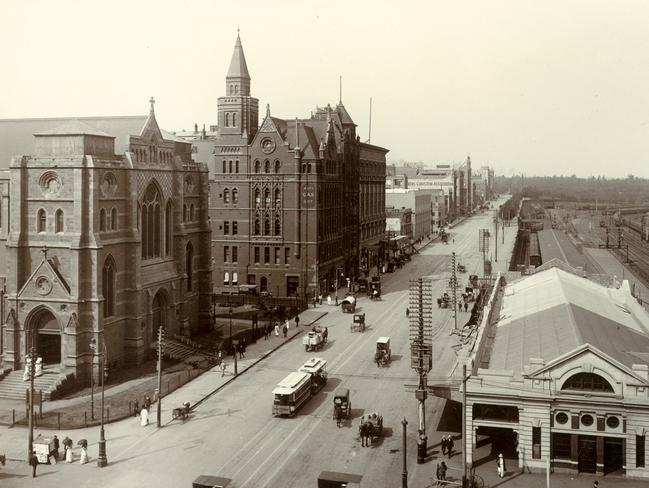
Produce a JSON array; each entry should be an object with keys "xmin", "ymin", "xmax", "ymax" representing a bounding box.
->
[
  {"xmin": 79, "ymin": 446, "xmax": 88, "ymax": 464},
  {"xmin": 140, "ymin": 406, "xmax": 149, "ymax": 426},
  {"xmin": 65, "ymin": 445, "xmax": 73, "ymax": 463}
]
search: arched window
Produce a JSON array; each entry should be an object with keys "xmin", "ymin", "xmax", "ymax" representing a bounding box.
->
[
  {"xmin": 561, "ymin": 373, "xmax": 614, "ymax": 393},
  {"xmin": 234, "ymin": 85, "xmax": 238, "ymax": 95},
  {"xmin": 232, "ymin": 113, "xmax": 237, "ymax": 127},
  {"xmin": 183, "ymin": 204, "xmax": 188, "ymax": 222},
  {"xmin": 225, "ymin": 113, "xmax": 230, "ymax": 127},
  {"xmin": 165, "ymin": 201, "xmax": 172, "ymax": 256},
  {"xmin": 264, "ymin": 160, "xmax": 271, "ymax": 173},
  {"xmin": 37, "ymin": 209, "xmax": 46, "ymax": 233},
  {"xmin": 190, "ymin": 204, "xmax": 195, "ymax": 221},
  {"xmin": 224, "ymin": 188, "xmax": 230, "ymax": 203},
  {"xmin": 274, "ymin": 218, "xmax": 281, "ymax": 235},
  {"xmin": 102, "ymin": 256, "xmax": 115, "ymax": 317},
  {"xmin": 100, "ymin": 208, "xmax": 106, "ymax": 231},
  {"xmin": 274, "ymin": 188, "xmax": 281, "ymax": 207},
  {"xmin": 274, "ymin": 160, "xmax": 281, "ymax": 173},
  {"xmin": 264, "ymin": 189, "xmax": 271, "ymax": 208},
  {"xmin": 254, "ymin": 218, "xmax": 260, "ymax": 235},
  {"xmin": 55, "ymin": 209, "xmax": 64, "ymax": 233},
  {"xmin": 222, "ymin": 160, "xmax": 226, "ymax": 173},
  {"xmin": 110, "ymin": 208, "xmax": 117, "ymax": 231},
  {"xmin": 254, "ymin": 160, "xmax": 260, "ymax": 173},
  {"xmin": 254, "ymin": 188, "xmax": 261, "ymax": 206},
  {"xmin": 260, "ymin": 276, "xmax": 268, "ymax": 293},
  {"xmin": 141, "ymin": 183, "xmax": 163, "ymax": 259},
  {"xmin": 235, "ymin": 160, "xmax": 239, "ymax": 173},
  {"xmin": 229, "ymin": 160, "xmax": 232, "ymax": 173},
  {"xmin": 232, "ymin": 188, "xmax": 239, "ymax": 204},
  {"xmin": 186, "ymin": 242, "xmax": 194, "ymax": 292},
  {"xmin": 264, "ymin": 217, "xmax": 270, "ymax": 236}
]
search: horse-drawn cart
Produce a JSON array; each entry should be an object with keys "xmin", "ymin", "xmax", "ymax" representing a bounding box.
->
[
  {"xmin": 303, "ymin": 326, "xmax": 327, "ymax": 352},
  {"xmin": 374, "ymin": 337, "xmax": 391, "ymax": 367},
  {"xmin": 172, "ymin": 402, "xmax": 191, "ymax": 420},
  {"xmin": 359, "ymin": 412, "xmax": 383, "ymax": 446},
  {"xmin": 350, "ymin": 313, "xmax": 366, "ymax": 333},
  {"xmin": 333, "ymin": 388, "xmax": 351, "ymax": 425},
  {"xmin": 341, "ymin": 295, "xmax": 356, "ymax": 313}
]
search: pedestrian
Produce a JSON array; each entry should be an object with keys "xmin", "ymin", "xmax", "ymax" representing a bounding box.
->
[
  {"xmin": 143, "ymin": 395, "xmax": 151, "ymax": 411},
  {"xmin": 220, "ymin": 360, "xmax": 227, "ymax": 377},
  {"xmin": 242, "ymin": 337, "xmax": 247, "ymax": 352},
  {"xmin": 140, "ymin": 405, "xmax": 150, "ymax": 426},
  {"xmin": 29, "ymin": 451, "xmax": 38, "ymax": 477},
  {"xmin": 593, "ymin": 482, "xmax": 599, "ymax": 488},
  {"xmin": 405, "ymin": 307, "xmax": 410, "ymax": 318},
  {"xmin": 64, "ymin": 437, "xmax": 73, "ymax": 463},
  {"xmin": 79, "ymin": 444, "xmax": 88, "ymax": 464},
  {"xmin": 35, "ymin": 356, "xmax": 43, "ymax": 377},
  {"xmin": 274, "ymin": 322, "xmax": 280, "ymax": 336},
  {"xmin": 53, "ymin": 434, "xmax": 60, "ymax": 460},
  {"xmin": 458, "ymin": 302, "xmax": 462, "ymax": 312},
  {"xmin": 133, "ymin": 398, "xmax": 139, "ymax": 417},
  {"xmin": 23, "ymin": 355, "xmax": 32, "ymax": 381},
  {"xmin": 319, "ymin": 294, "xmax": 323, "ymax": 305},
  {"xmin": 295, "ymin": 315, "xmax": 300, "ymax": 327},
  {"xmin": 282, "ymin": 323, "xmax": 288, "ymax": 338},
  {"xmin": 439, "ymin": 461, "xmax": 447, "ymax": 485},
  {"xmin": 497, "ymin": 453, "xmax": 506, "ymax": 478},
  {"xmin": 285, "ymin": 318, "xmax": 290, "ymax": 331},
  {"xmin": 239, "ymin": 343, "xmax": 245, "ymax": 359},
  {"xmin": 440, "ymin": 435, "xmax": 447, "ymax": 456},
  {"xmin": 464, "ymin": 302, "xmax": 468, "ymax": 312},
  {"xmin": 447, "ymin": 436, "xmax": 454, "ymax": 459},
  {"xmin": 313, "ymin": 296, "xmax": 318, "ymax": 308}
]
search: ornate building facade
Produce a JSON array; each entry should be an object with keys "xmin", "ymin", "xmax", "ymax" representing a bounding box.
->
[
  {"xmin": 210, "ymin": 34, "xmax": 388, "ymax": 300},
  {"xmin": 0, "ymin": 101, "xmax": 211, "ymax": 382}
]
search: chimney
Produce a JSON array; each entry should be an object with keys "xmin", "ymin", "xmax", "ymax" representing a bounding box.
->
[{"xmin": 194, "ymin": 123, "xmax": 198, "ymax": 133}]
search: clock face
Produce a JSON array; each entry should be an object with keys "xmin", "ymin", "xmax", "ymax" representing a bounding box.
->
[{"xmin": 261, "ymin": 138, "xmax": 276, "ymax": 154}]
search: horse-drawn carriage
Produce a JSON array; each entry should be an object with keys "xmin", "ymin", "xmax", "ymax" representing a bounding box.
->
[
  {"xmin": 333, "ymin": 388, "xmax": 351, "ymax": 426},
  {"xmin": 172, "ymin": 402, "xmax": 191, "ymax": 421},
  {"xmin": 462, "ymin": 287, "xmax": 476, "ymax": 303},
  {"xmin": 457, "ymin": 263, "xmax": 466, "ymax": 273},
  {"xmin": 359, "ymin": 412, "xmax": 383, "ymax": 446},
  {"xmin": 437, "ymin": 292, "xmax": 451, "ymax": 308},
  {"xmin": 303, "ymin": 325, "xmax": 327, "ymax": 352},
  {"xmin": 374, "ymin": 337, "xmax": 391, "ymax": 367},
  {"xmin": 341, "ymin": 295, "xmax": 356, "ymax": 313},
  {"xmin": 350, "ymin": 313, "xmax": 366, "ymax": 333},
  {"xmin": 369, "ymin": 278, "xmax": 381, "ymax": 300}
]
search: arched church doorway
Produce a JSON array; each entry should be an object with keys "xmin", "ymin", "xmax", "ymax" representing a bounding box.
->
[
  {"xmin": 27, "ymin": 308, "xmax": 61, "ymax": 366},
  {"xmin": 151, "ymin": 291, "xmax": 167, "ymax": 342}
]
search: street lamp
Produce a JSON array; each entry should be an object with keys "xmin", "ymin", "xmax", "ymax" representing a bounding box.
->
[
  {"xmin": 229, "ymin": 308, "xmax": 237, "ymax": 376},
  {"xmin": 26, "ymin": 339, "xmax": 36, "ymax": 462},
  {"xmin": 91, "ymin": 338, "xmax": 108, "ymax": 467}
]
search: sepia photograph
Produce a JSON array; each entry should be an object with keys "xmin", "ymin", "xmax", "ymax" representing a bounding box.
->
[{"xmin": 1, "ymin": 1, "xmax": 649, "ymax": 487}]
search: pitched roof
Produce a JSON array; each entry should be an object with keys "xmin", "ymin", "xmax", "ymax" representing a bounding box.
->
[
  {"xmin": 489, "ymin": 267, "xmax": 649, "ymax": 374},
  {"xmin": 0, "ymin": 116, "xmax": 147, "ymax": 168},
  {"xmin": 227, "ymin": 33, "xmax": 250, "ymax": 80},
  {"xmin": 34, "ymin": 119, "xmax": 114, "ymax": 138},
  {"xmin": 336, "ymin": 103, "xmax": 356, "ymax": 126}
]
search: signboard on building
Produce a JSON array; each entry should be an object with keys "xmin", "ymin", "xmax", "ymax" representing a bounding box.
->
[{"xmin": 302, "ymin": 184, "xmax": 315, "ymax": 208}]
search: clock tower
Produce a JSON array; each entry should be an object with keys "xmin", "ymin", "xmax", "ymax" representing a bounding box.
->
[{"xmin": 217, "ymin": 32, "xmax": 259, "ymax": 143}]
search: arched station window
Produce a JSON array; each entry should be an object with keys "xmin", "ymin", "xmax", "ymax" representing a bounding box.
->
[
  {"xmin": 141, "ymin": 183, "xmax": 163, "ymax": 259},
  {"xmin": 561, "ymin": 373, "xmax": 614, "ymax": 393},
  {"xmin": 55, "ymin": 209, "xmax": 64, "ymax": 233}
]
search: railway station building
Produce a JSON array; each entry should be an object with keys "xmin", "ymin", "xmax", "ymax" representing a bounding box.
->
[{"xmin": 466, "ymin": 266, "xmax": 649, "ymax": 479}]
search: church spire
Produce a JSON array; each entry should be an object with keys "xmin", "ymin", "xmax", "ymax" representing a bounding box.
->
[{"xmin": 226, "ymin": 31, "xmax": 251, "ymax": 96}]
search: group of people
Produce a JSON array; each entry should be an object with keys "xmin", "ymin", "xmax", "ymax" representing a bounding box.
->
[
  {"xmin": 28, "ymin": 435, "xmax": 82, "ymax": 478},
  {"xmin": 23, "ymin": 356, "xmax": 44, "ymax": 381},
  {"xmin": 135, "ymin": 395, "xmax": 152, "ymax": 426},
  {"xmin": 440, "ymin": 435, "xmax": 454, "ymax": 459},
  {"xmin": 434, "ymin": 461, "xmax": 448, "ymax": 486},
  {"xmin": 263, "ymin": 318, "xmax": 298, "ymax": 340}
]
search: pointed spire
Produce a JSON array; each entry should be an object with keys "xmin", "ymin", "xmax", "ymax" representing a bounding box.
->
[
  {"xmin": 266, "ymin": 104, "xmax": 271, "ymax": 117},
  {"xmin": 227, "ymin": 31, "xmax": 250, "ymax": 80},
  {"xmin": 149, "ymin": 96, "xmax": 155, "ymax": 114}
]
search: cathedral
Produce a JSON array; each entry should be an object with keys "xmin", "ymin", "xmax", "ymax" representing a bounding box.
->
[{"xmin": 0, "ymin": 100, "xmax": 211, "ymax": 383}]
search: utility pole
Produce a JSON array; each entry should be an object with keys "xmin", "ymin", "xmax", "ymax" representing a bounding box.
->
[
  {"xmin": 27, "ymin": 345, "xmax": 36, "ymax": 461},
  {"xmin": 97, "ymin": 339, "xmax": 108, "ymax": 467},
  {"xmin": 494, "ymin": 210, "xmax": 498, "ymax": 262},
  {"xmin": 450, "ymin": 253, "xmax": 458, "ymax": 333},
  {"xmin": 462, "ymin": 363, "xmax": 468, "ymax": 488},
  {"xmin": 401, "ymin": 417, "xmax": 408, "ymax": 488},
  {"xmin": 409, "ymin": 278, "xmax": 433, "ymax": 464},
  {"xmin": 156, "ymin": 325, "xmax": 164, "ymax": 428}
]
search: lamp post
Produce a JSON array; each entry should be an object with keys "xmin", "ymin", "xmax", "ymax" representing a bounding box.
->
[
  {"xmin": 91, "ymin": 338, "xmax": 108, "ymax": 467},
  {"xmin": 229, "ymin": 308, "xmax": 237, "ymax": 376}
]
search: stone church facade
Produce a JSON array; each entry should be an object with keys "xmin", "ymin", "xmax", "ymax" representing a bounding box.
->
[{"xmin": 0, "ymin": 101, "xmax": 211, "ymax": 381}]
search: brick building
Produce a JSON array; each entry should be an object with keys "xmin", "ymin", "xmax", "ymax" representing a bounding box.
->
[{"xmin": 210, "ymin": 34, "xmax": 388, "ymax": 300}]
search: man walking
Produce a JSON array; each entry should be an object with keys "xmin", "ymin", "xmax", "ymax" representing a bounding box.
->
[
  {"xmin": 29, "ymin": 451, "xmax": 38, "ymax": 477},
  {"xmin": 497, "ymin": 453, "xmax": 506, "ymax": 478},
  {"xmin": 447, "ymin": 436, "xmax": 454, "ymax": 459},
  {"xmin": 440, "ymin": 435, "xmax": 447, "ymax": 456},
  {"xmin": 464, "ymin": 302, "xmax": 468, "ymax": 312},
  {"xmin": 53, "ymin": 434, "xmax": 60, "ymax": 461}
]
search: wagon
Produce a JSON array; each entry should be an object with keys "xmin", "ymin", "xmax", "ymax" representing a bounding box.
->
[
  {"xmin": 33, "ymin": 435, "xmax": 56, "ymax": 464},
  {"xmin": 172, "ymin": 402, "xmax": 191, "ymax": 420},
  {"xmin": 332, "ymin": 388, "xmax": 351, "ymax": 420},
  {"xmin": 359, "ymin": 412, "xmax": 383, "ymax": 440},
  {"xmin": 350, "ymin": 313, "xmax": 366, "ymax": 333},
  {"xmin": 303, "ymin": 330, "xmax": 325, "ymax": 351},
  {"xmin": 375, "ymin": 337, "xmax": 391, "ymax": 367},
  {"xmin": 341, "ymin": 295, "xmax": 356, "ymax": 313}
]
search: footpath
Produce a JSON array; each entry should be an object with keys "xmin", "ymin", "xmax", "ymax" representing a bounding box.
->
[{"xmin": 0, "ymin": 308, "xmax": 326, "ymax": 478}]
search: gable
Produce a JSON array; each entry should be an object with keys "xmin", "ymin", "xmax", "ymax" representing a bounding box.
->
[{"xmin": 17, "ymin": 258, "xmax": 71, "ymax": 301}]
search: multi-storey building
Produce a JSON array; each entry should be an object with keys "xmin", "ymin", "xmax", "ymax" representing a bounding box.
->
[
  {"xmin": 385, "ymin": 189, "xmax": 431, "ymax": 243},
  {"xmin": 210, "ymin": 34, "xmax": 388, "ymax": 300},
  {"xmin": 0, "ymin": 102, "xmax": 211, "ymax": 382}
]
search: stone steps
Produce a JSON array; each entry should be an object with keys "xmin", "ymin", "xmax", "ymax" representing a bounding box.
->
[{"xmin": 0, "ymin": 369, "xmax": 68, "ymax": 401}]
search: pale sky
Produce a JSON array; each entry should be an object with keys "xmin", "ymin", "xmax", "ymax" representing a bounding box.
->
[{"xmin": 2, "ymin": 0, "xmax": 649, "ymax": 178}]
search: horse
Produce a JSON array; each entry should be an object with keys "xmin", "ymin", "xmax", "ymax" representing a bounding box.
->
[
  {"xmin": 359, "ymin": 421, "xmax": 373, "ymax": 447},
  {"xmin": 322, "ymin": 327, "xmax": 328, "ymax": 344},
  {"xmin": 335, "ymin": 406, "xmax": 343, "ymax": 428},
  {"xmin": 374, "ymin": 350, "xmax": 384, "ymax": 367}
]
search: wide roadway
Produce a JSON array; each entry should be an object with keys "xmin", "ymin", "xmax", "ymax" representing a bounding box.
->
[{"xmin": 14, "ymin": 202, "xmax": 505, "ymax": 488}]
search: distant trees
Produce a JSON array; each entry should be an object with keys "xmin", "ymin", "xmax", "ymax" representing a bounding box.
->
[{"xmin": 495, "ymin": 175, "xmax": 649, "ymax": 205}]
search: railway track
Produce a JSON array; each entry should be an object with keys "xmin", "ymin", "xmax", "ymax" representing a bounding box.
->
[{"xmin": 596, "ymin": 223, "xmax": 649, "ymax": 286}]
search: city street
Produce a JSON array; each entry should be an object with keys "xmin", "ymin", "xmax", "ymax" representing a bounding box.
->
[{"xmin": 0, "ymin": 199, "xmax": 514, "ymax": 488}]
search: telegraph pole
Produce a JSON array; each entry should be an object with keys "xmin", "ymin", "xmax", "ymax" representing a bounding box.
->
[
  {"xmin": 494, "ymin": 210, "xmax": 498, "ymax": 262},
  {"xmin": 462, "ymin": 363, "xmax": 468, "ymax": 488},
  {"xmin": 409, "ymin": 278, "xmax": 433, "ymax": 464},
  {"xmin": 450, "ymin": 253, "xmax": 458, "ymax": 333},
  {"xmin": 27, "ymin": 345, "xmax": 36, "ymax": 461},
  {"xmin": 401, "ymin": 417, "xmax": 408, "ymax": 488},
  {"xmin": 156, "ymin": 326, "xmax": 164, "ymax": 428}
]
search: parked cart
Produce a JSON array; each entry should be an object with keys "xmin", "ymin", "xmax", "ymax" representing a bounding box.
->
[{"xmin": 350, "ymin": 313, "xmax": 366, "ymax": 333}]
